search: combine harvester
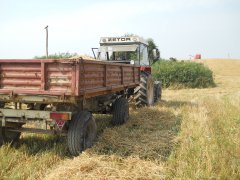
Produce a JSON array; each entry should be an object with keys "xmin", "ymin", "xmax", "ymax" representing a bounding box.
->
[{"xmin": 0, "ymin": 36, "xmax": 161, "ymax": 156}]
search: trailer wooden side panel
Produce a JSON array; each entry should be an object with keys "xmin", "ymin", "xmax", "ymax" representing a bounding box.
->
[{"xmin": 0, "ymin": 59, "xmax": 140, "ymax": 103}]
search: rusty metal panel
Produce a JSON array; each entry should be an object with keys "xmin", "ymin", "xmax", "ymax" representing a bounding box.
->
[
  {"xmin": 0, "ymin": 59, "xmax": 140, "ymax": 103},
  {"xmin": 123, "ymin": 66, "xmax": 134, "ymax": 84},
  {"xmin": 0, "ymin": 60, "xmax": 76, "ymax": 97},
  {"xmin": 0, "ymin": 60, "xmax": 76, "ymax": 95},
  {"xmin": 78, "ymin": 60, "xmax": 140, "ymax": 97},
  {"xmin": 107, "ymin": 65, "xmax": 122, "ymax": 85},
  {"xmin": 79, "ymin": 63, "xmax": 105, "ymax": 90},
  {"xmin": 46, "ymin": 62, "xmax": 73, "ymax": 94},
  {"xmin": 0, "ymin": 62, "xmax": 41, "ymax": 90}
]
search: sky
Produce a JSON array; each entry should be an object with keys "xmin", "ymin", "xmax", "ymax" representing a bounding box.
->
[{"xmin": 0, "ymin": 0, "xmax": 240, "ymax": 59}]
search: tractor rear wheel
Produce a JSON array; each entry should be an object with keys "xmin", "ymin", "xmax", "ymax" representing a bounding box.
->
[
  {"xmin": 67, "ymin": 111, "xmax": 97, "ymax": 156},
  {"xmin": 134, "ymin": 72, "xmax": 154, "ymax": 106}
]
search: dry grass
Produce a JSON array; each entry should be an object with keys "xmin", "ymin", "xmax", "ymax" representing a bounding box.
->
[
  {"xmin": 0, "ymin": 135, "xmax": 66, "ymax": 179},
  {"xmin": 164, "ymin": 90, "xmax": 240, "ymax": 179},
  {"xmin": 163, "ymin": 59, "xmax": 240, "ymax": 179},
  {"xmin": 46, "ymin": 153, "xmax": 164, "ymax": 180},
  {"xmin": 198, "ymin": 59, "xmax": 240, "ymax": 90},
  {"xmin": 201, "ymin": 59, "xmax": 240, "ymax": 76},
  {"xmin": 45, "ymin": 103, "xmax": 181, "ymax": 179},
  {"xmin": 0, "ymin": 59, "xmax": 240, "ymax": 179}
]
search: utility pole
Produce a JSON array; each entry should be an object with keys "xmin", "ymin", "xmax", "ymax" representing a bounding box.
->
[{"xmin": 44, "ymin": 25, "xmax": 48, "ymax": 58}]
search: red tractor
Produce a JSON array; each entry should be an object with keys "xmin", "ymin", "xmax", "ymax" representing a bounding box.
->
[{"xmin": 93, "ymin": 36, "xmax": 162, "ymax": 106}]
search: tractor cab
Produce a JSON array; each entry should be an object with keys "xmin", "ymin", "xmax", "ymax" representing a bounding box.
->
[{"xmin": 93, "ymin": 36, "xmax": 154, "ymax": 66}]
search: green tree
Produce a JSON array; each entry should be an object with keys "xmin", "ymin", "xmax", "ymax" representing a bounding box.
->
[
  {"xmin": 147, "ymin": 38, "xmax": 160, "ymax": 64},
  {"xmin": 124, "ymin": 34, "xmax": 159, "ymax": 63},
  {"xmin": 34, "ymin": 52, "xmax": 78, "ymax": 59}
]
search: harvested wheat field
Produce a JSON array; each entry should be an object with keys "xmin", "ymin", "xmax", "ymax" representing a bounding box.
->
[{"xmin": 1, "ymin": 59, "xmax": 240, "ymax": 179}]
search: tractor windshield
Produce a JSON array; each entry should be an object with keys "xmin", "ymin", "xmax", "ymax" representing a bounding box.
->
[{"xmin": 97, "ymin": 44, "xmax": 149, "ymax": 66}]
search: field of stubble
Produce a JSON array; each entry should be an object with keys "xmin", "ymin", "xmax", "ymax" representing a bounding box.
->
[{"xmin": 1, "ymin": 59, "xmax": 239, "ymax": 179}]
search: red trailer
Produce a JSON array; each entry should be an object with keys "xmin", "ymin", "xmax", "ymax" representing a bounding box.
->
[
  {"xmin": 0, "ymin": 36, "xmax": 162, "ymax": 156},
  {"xmin": 0, "ymin": 58, "xmax": 140, "ymax": 155}
]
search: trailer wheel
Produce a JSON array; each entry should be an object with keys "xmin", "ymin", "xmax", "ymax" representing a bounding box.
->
[
  {"xmin": 0, "ymin": 102, "xmax": 5, "ymax": 108},
  {"xmin": 134, "ymin": 72, "xmax": 154, "ymax": 106},
  {"xmin": 67, "ymin": 111, "xmax": 97, "ymax": 156},
  {"xmin": 154, "ymin": 81, "xmax": 162, "ymax": 102},
  {"xmin": 112, "ymin": 97, "xmax": 129, "ymax": 125},
  {"xmin": 0, "ymin": 126, "xmax": 3, "ymax": 145},
  {"xmin": 0, "ymin": 124, "xmax": 22, "ymax": 146}
]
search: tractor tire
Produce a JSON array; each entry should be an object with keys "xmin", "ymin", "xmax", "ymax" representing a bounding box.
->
[
  {"xmin": 67, "ymin": 111, "xmax": 97, "ymax": 156},
  {"xmin": 0, "ymin": 123, "xmax": 22, "ymax": 146},
  {"xmin": 134, "ymin": 72, "xmax": 154, "ymax": 106},
  {"xmin": 112, "ymin": 97, "xmax": 129, "ymax": 125},
  {"xmin": 154, "ymin": 81, "xmax": 162, "ymax": 102}
]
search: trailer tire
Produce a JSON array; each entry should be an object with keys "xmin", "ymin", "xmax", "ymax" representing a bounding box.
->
[
  {"xmin": 0, "ymin": 127, "xmax": 3, "ymax": 145},
  {"xmin": 134, "ymin": 72, "xmax": 154, "ymax": 106},
  {"xmin": 0, "ymin": 124, "xmax": 21, "ymax": 146},
  {"xmin": 112, "ymin": 97, "xmax": 129, "ymax": 125},
  {"xmin": 154, "ymin": 81, "xmax": 162, "ymax": 102},
  {"xmin": 67, "ymin": 111, "xmax": 97, "ymax": 156},
  {"xmin": 0, "ymin": 102, "xmax": 5, "ymax": 108}
]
